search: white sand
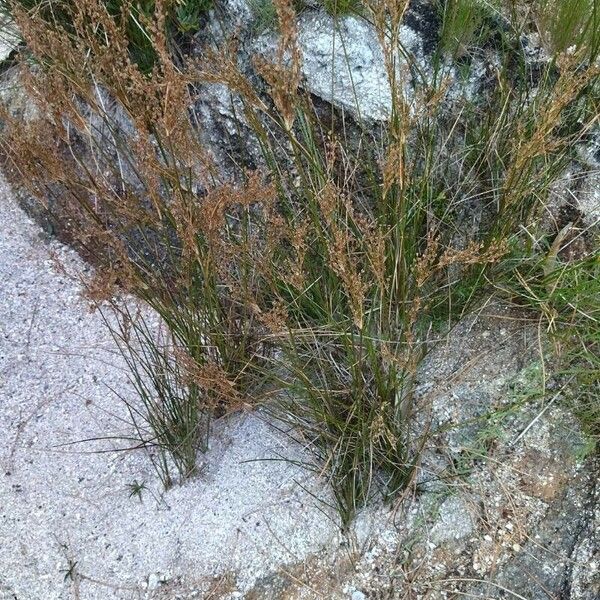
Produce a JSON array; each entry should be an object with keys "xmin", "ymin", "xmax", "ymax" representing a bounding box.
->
[{"xmin": 0, "ymin": 176, "xmax": 345, "ymax": 599}]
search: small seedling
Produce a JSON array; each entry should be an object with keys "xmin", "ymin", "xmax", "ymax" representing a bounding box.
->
[
  {"xmin": 127, "ymin": 479, "xmax": 147, "ymax": 502},
  {"xmin": 61, "ymin": 559, "xmax": 78, "ymax": 583}
]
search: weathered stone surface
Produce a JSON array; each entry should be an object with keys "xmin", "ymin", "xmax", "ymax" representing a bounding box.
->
[
  {"xmin": 576, "ymin": 133, "xmax": 600, "ymax": 227},
  {"xmin": 295, "ymin": 13, "xmax": 416, "ymax": 121},
  {"xmin": 0, "ymin": 16, "xmax": 19, "ymax": 63},
  {"xmin": 0, "ymin": 66, "xmax": 38, "ymax": 122},
  {"xmin": 430, "ymin": 496, "xmax": 476, "ymax": 545},
  {"xmin": 569, "ymin": 473, "xmax": 600, "ymax": 600},
  {"xmin": 249, "ymin": 3, "xmax": 438, "ymax": 121}
]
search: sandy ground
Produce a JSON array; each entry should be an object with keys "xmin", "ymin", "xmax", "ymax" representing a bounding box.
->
[{"xmin": 0, "ymin": 176, "xmax": 348, "ymax": 599}]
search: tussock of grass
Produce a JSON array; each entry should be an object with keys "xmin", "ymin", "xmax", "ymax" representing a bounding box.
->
[{"xmin": 1, "ymin": 0, "xmax": 599, "ymax": 526}]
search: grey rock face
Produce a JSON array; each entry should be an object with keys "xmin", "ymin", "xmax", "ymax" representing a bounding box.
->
[
  {"xmin": 0, "ymin": 16, "xmax": 20, "ymax": 63},
  {"xmin": 249, "ymin": 3, "xmax": 439, "ymax": 122},
  {"xmin": 576, "ymin": 132, "xmax": 600, "ymax": 227},
  {"xmin": 0, "ymin": 66, "xmax": 38, "ymax": 122},
  {"xmin": 295, "ymin": 13, "xmax": 418, "ymax": 121},
  {"xmin": 465, "ymin": 413, "xmax": 597, "ymax": 600},
  {"xmin": 568, "ymin": 465, "xmax": 599, "ymax": 600},
  {"xmin": 429, "ymin": 496, "xmax": 475, "ymax": 545},
  {"xmin": 192, "ymin": 79, "xmax": 264, "ymax": 178}
]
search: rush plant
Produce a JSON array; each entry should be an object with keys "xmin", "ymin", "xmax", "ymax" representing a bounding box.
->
[{"xmin": 1, "ymin": 0, "xmax": 599, "ymax": 526}]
